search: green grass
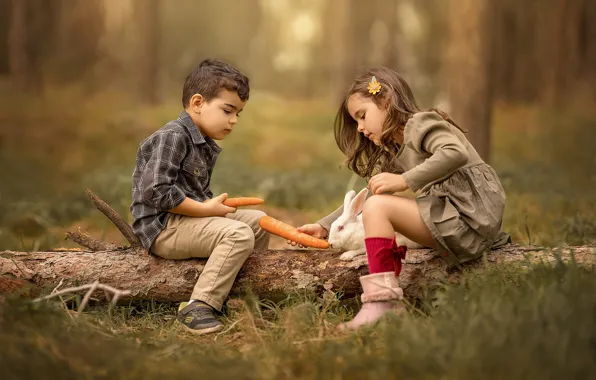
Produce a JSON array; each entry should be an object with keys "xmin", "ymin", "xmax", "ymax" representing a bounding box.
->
[{"xmin": 2, "ymin": 259, "xmax": 595, "ymax": 379}]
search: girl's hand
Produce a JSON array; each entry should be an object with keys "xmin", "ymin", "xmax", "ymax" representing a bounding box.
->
[
  {"xmin": 287, "ymin": 223, "xmax": 328, "ymax": 248},
  {"xmin": 368, "ymin": 173, "xmax": 409, "ymax": 195}
]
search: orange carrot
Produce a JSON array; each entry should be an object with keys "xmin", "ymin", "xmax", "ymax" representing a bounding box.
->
[
  {"xmin": 258, "ymin": 216, "xmax": 329, "ymax": 249},
  {"xmin": 223, "ymin": 197, "xmax": 265, "ymax": 207}
]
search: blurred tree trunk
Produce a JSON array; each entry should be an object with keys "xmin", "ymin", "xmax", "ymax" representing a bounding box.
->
[
  {"xmin": 348, "ymin": 0, "xmax": 377, "ymax": 78},
  {"xmin": 379, "ymin": 0, "xmax": 400, "ymax": 71},
  {"xmin": 582, "ymin": 0, "xmax": 596, "ymax": 101},
  {"xmin": 368, "ymin": 0, "xmax": 399, "ymax": 68},
  {"xmin": 325, "ymin": 0, "xmax": 377, "ymax": 100},
  {"xmin": 135, "ymin": 0, "xmax": 160, "ymax": 104},
  {"xmin": 6, "ymin": 0, "xmax": 104, "ymax": 88},
  {"xmin": 8, "ymin": 0, "xmax": 31, "ymax": 90},
  {"xmin": 446, "ymin": 0, "xmax": 494, "ymax": 162},
  {"xmin": 0, "ymin": 0, "xmax": 10, "ymax": 75},
  {"xmin": 549, "ymin": 0, "xmax": 588, "ymax": 105},
  {"xmin": 492, "ymin": 0, "xmax": 532, "ymax": 103},
  {"xmin": 542, "ymin": 0, "xmax": 570, "ymax": 106},
  {"xmin": 51, "ymin": 0, "xmax": 104, "ymax": 84},
  {"xmin": 324, "ymin": 0, "xmax": 351, "ymax": 99},
  {"xmin": 492, "ymin": 0, "xmax": 596, "ymax": 106}
]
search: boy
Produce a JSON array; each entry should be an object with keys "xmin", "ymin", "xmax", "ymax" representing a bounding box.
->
[{"xmin": 130, "ymin": 59, "xmax": 270, "ymax": 335}]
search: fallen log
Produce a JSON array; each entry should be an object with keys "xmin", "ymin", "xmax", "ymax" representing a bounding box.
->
[
  {"xmin": 2, "ymin": 244, "xmax": 594, "ymax": 303},
  {"xmin": 1, "ymin": 189, "xmax": 594, "ymax": 303}
]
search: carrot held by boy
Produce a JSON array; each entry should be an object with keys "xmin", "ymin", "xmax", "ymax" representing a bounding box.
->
[{"xmin": 222, "ymin": 197, "xmax": 264, "ymax": 207}]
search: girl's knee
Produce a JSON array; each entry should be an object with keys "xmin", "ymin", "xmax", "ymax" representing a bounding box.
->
[{"xmin": 363, "ymin": 195, "xmax": 390, "ymax": 215}]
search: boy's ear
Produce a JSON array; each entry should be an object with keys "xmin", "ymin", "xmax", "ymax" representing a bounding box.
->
[{"xmin": 189, "ymin": 94, "xmax": 204, "ymax": 113}]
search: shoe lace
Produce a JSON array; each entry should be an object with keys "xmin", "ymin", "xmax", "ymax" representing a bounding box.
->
[{"xmin": 191, "ymin": 305, "xmax": 216, "ymax": 320}]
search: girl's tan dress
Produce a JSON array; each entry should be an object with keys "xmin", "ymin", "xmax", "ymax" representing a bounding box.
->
[{"xmin": 318, "ymin": 111, "xmax": 510, "ymax": 265}]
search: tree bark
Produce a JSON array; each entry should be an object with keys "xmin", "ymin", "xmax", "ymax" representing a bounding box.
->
[
  {"xmin": 2, "ymin": 245, "xmax": 594, "ymax": 303},
  {"xmin": 446, "ymin": 0, "xmax": 494, "ymax": 162}
]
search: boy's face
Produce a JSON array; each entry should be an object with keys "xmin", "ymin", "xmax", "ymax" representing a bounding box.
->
[{"xmin": 188, "ymin": 90, "xmax": 246, "ymax": 140}]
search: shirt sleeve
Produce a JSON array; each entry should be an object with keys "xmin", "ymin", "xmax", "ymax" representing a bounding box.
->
[
  {"xmin": 316, "ymin": 205, "xmax": 344, "ymax": 233},
  {"xmin": 401, "ymin": 112, "xmax": 469, "ymax": 192},
  {"xmin": 140, "ymin": 131, "xmax": 188, "ymax": 210}
]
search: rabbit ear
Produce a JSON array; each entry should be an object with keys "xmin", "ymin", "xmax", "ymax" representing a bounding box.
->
[
  {"xmin": 347, "ymin": 188, "xmax": 369, "ymax": 220},
  {"xmin": 343, "ymin": 190, "xmax": 356, "ymax": 215}
]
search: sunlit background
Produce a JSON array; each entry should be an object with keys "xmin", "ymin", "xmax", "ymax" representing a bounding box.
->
[{"xmin": 1, "ymin": 0, "xmax": 595, "ymax": 251}]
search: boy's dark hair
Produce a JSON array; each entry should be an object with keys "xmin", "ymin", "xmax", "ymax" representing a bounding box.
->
[{"xmin": 182, "ymin": 59, "xmax": 250, "ymax": 108}]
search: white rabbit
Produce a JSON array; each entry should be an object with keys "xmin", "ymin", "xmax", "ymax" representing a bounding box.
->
[{"xmin": 329, "ymin": 188, "xmax": 423, "ymax": 261}]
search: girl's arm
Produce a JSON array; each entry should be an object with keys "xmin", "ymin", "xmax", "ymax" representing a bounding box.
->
[
  {"xmin": 315, "ymin": 205, "xmax": 343, "ymax": 233},
  {"xmin": 401, "ymin": 112, "xmax": 469, "ymax": 192},
  {"xmin": 290, "ymin": 209, "xmax": 340, "ymax": 243},
  {"xmin": 292, "ymin": 199, "xmax": 346, "ymax": 242}
]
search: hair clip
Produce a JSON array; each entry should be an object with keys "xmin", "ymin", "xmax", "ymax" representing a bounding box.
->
[{"xmin": 368, "ymin": 76, "xmax": 382, "ymax": 95}]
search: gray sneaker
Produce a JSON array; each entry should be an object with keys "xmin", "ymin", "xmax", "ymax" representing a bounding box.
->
[{"xmin": 177, "ymin": 301, "xmax": 224, "ymax": 335}]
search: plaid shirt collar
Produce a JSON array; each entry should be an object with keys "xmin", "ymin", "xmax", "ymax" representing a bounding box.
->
[{"xmin": 177, "ymin": 110, "xmax": 222, "ymax": 153}]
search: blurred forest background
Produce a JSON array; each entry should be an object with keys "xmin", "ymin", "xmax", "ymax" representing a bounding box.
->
[{"xmin": 0, "ymin": 0, "xmax": 595, "ymax": 250}]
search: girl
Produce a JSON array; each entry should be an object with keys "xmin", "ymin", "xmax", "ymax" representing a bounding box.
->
[{"xmin": 295, "ymin": 67, "xmax": 509, "ymax": 330}]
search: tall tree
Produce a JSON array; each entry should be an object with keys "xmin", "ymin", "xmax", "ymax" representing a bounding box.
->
[
  {"xmin": 0, "ymin": 0, "xmax": 10, "ymax": 75},
  {"xmin": 445, "ymin": 0, "xmax": 494, "ymax": 162},
  {"xmin": 491, "ymin": 0, "xmax": 596, "ymax": 106},
  {"xmin": 135, "ymin": 0, "xmax": 160, "ymax": 104},
  {"xmin": 582, "ymin": 0, "xmax": 596, "ymax": 102},
  {"xmin": 321, "ymin": 0, "xmax": 352, "ymax": 99},
  {"xmin": 52, "ymin": 0, "xmax": 105, "ymax": 82},
  {"xmin": 8, "ymin": 0, "xmax": 30, "ymax": 90},
  {"xmin": 320, "ymin": 0, "xmax": 377, "ymax": 100}
]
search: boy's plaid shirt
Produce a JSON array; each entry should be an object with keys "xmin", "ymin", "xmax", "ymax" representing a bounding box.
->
[{"xmin": 130, "ymin": 111, "xmax": 221, "ymax": 249}]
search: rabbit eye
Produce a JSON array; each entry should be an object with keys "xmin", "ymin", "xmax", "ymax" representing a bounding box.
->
[{"xmin": 337, "ymin": 225, "xmax": 344, "ymax": 232}]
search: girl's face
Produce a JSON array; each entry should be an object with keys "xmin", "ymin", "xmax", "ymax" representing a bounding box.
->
[{"xmin": 346, "ymin": 93, "xmax": 387, "ymax": 146}]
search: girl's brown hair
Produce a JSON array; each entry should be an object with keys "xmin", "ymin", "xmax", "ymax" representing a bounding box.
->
[{"xmin": 334, "ymin": 67, "xmax": 462, "ymax": 178}]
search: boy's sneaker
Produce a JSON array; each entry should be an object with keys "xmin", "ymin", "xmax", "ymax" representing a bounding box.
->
[{"xmin": 177, "ymin": 301, "xmax": 224, "ymax": 335}]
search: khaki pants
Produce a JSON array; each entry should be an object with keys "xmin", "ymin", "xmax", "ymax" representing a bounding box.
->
[{"xmin": 151, "ymin": 210, "xmax": 270, "ymax": 311}]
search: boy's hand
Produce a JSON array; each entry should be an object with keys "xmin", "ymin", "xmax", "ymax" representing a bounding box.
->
[
  {"xmin": 368, "ymin": 173, "xmax": 409, "ymax": 194},
  {"xmin": 287, "ymin": 223, "xmax": 328, "ymax": 248},
  {"xmin": 204, "ymin": 193, "xmax": 237, "ymax": 216}
]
